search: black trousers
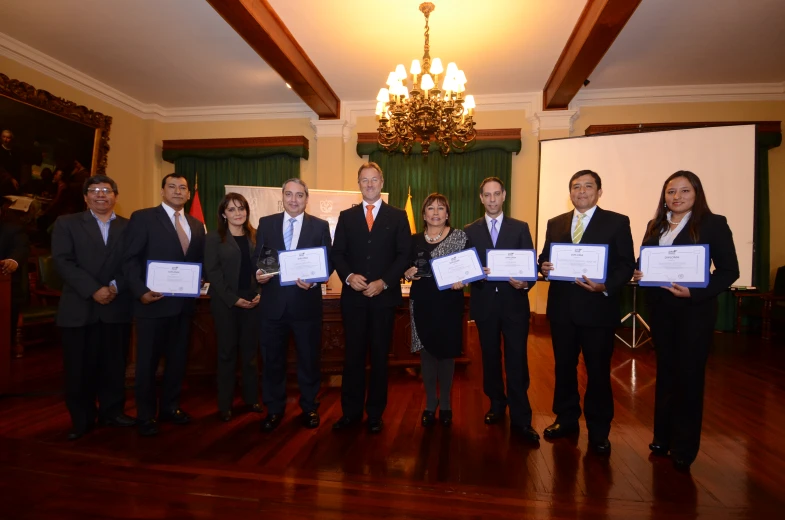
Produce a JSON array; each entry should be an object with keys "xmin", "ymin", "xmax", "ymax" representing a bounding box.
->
[
  {"xmin": 550, "ymin": 320, "xmax": 615, "ymax": 439},
  {"xmin": 261, "ymin": 308, "xmax": 322, "ymax": 415},
  {"xmin": 475, "ymin": 298, "xmax": 533, "ymax": 427},
  {"xmin": 340, "ymin": 304, "xmax": 395, "ymax": 420},
  {"xmin": 211, "ymin": 302, "xmax": 260, "ymax": 412},
  {"xmin": 134, "ymin": 313, "xmax": 193, "ymax": 421},
  {"xmin": 650, "ymin": 300, "xmax": 715, "ymax": 463},
  {"xmin": 61, "ymin": 321, "xmax": 130, "ymax": 432}
]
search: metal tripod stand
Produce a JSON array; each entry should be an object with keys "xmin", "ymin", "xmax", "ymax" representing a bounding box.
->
[{"xmin": 616, "ymin": 282, "xmax": 652, "ymax": 349}]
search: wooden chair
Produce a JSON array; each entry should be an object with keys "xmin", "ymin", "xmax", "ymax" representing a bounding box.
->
[
  {"xmin": 14, "ymin": 255, "xmax": 62, "ymax": 358},
  {"xmin": 735, "ymin": 266, "xmax": 785, "ymax": 340}
]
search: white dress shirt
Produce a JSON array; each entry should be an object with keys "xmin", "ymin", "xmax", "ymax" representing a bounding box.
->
[
  {"xmin": 282, "ymin": 211, "xmax": 305, "ymax": 250},
  {"xmin": 161, "ymin": 202, "xmax": 191, "ymax": 240}
]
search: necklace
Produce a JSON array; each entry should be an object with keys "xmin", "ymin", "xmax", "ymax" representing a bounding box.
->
[{"xmin": 424, "ymin": 226, "xmax": 446, "ymax": 243}]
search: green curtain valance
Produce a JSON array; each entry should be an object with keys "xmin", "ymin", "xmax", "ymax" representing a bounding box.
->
[{"xmin": 163, "ymin": 145, "xmax": 308, "ymax": 162}]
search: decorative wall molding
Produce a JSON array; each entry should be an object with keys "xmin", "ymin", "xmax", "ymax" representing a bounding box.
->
[
  {"xmin": 569, "ymin": 82, "xmax": 785, "ymax": 110},
  {"xmin": 528, "ymin": 110, "xmax": 580, "ymax": 136},
  {"xmin": 310, "ymin": 119, "xmax": 349, "ymax": 141},
  {"xmin": 162, "ymin": 136, "xmax": 309, "ymax": 151}
]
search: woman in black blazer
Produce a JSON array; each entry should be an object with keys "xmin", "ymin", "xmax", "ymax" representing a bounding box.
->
[
  {"xmin": 633, "ymin": 171, "xmax": 739, "ymax": 471},
  {"xmin": 204, "ymin": 193, "xmax": 262, "ymax": 421}
]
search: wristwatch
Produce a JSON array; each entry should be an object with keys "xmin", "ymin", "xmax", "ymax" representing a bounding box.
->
[{"xmin": 383, "ymin": 282, "xmax": 388, "ymax": 290}]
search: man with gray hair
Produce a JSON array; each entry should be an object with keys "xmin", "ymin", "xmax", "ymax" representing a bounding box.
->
[{"xmin": 254, "ymin": 178, "xmax": 332, "ymax": 431}]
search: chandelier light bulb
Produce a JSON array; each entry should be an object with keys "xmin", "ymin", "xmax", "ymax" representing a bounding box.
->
[
  {"xmin": 386, "ymin": 72, "xmax": 399, "ymax": 86},
  {"xmin": 410, "ymin": 60, "xmax": 422, "ymax": 75},
  {"xmin": 420, "ymin": 74, "xmax": 435, "ymax": 91},
  {"xmin": 464, "ymin": 95, "xmax": 475, "ymax": 110},
  {"xmin": 376, "ymin": 88, "xmax": 390, "ymax": 102},
  {"xmin": 430, "ymin": 58, "xmax": 444, "ymax": 75},
  {"xmin": 375, "ymin": 101, "xmax": 386, "ymax": 116},
  {"xmin": 395, "ymin": 64, "xmax": 407, "ymax": 80},
  {"xmin": 456, "ymin": 70, "xmax": 467, "ymax": 86}
]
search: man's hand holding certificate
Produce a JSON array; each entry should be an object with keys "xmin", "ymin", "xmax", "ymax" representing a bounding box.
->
[
  {"xmin": 430, "ymin": 247, "xmax": 485, "ymax": 290},
  {"xmin": 546, "ymin": 243, "xmax": 608, "ymax": 283},
  {"xmin": 638, "ymin": 245, "xmax": 709, "ymax": 288},
  {"xmin": 146, "ymin": 261, "xmax": 202, "ymax": 297},
  {"xmin": 278, "ymin": 246, "xmax": 330, "ymax": 286}
]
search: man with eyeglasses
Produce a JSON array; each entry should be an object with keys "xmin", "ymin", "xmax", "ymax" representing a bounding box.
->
[
  {"xmin": 123, "ymin": 173, "xmax": 206, "ymax": 436},
  {"xmin": 330, "ymin": 162, "xmax": 411, "ymax": 434},
  {"xmin": 52, "ymin": 175, "xmax": 134, "ymax": 440}
]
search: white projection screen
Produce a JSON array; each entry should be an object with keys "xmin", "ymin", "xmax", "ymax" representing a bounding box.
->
[{"xmin": 537, "ymin": 125, "xmax": 756, "ymax": 287}]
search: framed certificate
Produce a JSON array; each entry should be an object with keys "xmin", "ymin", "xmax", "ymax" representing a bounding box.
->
[
  {"xmin": 638, "ymin": 244, "xmax": 710, "ymax": 288},
  {"xmin": 146, "ymin": 261, "xmax": 202, "ymax": 297},
  {"xmin": 548, "ymin": 243, "xmax": 608, "ymax": 283},
  {"xmin": 429, "ymin": 247, "xmax": 486, "ymax": 290},
  {"xmin": 278, "ymin": 246, "xmax": 330, "ymax": 286},
  {"xmin": 486, "ymin": 249, "xmax": 537, "ymax": 281}
]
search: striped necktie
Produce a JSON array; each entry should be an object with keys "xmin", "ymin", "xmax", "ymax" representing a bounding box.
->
[
  {"xmin": 572, "ymin": 213, "xmax": 586, "ymax": 244},
  {"xmin": 284, "ymin": 217, "xmax": 296, "ymax": 250}
]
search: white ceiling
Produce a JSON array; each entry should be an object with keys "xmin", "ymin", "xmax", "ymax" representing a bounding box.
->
[{"xmin": 0, "ymin": 0, "xmax": 783, "ymax": 111}]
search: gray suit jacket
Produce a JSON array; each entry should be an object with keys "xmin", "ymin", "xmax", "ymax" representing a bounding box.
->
[{"xmin": 52, "ymin": 210, "xmax": 132, "ymax": 327}]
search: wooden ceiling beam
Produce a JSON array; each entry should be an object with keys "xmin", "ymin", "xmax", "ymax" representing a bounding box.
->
[
  {"xmin": 207, "ymin": 0, "xmax": 340, "ymax": 119},
  {"xmin": 543, "ymin": 0, "xmax": 642, "ymax": 110}
]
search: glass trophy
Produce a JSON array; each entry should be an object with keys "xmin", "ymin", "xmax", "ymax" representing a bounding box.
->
[
  {"xmin": 256, "ymin": 247, "xmax": 280, "ymax": 275},
  {"xmin": 413, "ymin": 248, "xmax": 432, "ymax": 278}
]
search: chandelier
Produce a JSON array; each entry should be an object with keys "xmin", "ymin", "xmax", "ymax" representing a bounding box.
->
[{"xmin": 375, "ymin": 2, "xmax": 476, "ymax": 157}]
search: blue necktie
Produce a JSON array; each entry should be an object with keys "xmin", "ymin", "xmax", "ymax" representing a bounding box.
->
[
  {"xmin": 490, "ymin": 218, "xmax": 498, "ymax": 247},
  {"xmin": 284, "ymin": 217, "xmax": 296, "ymax": 250}
]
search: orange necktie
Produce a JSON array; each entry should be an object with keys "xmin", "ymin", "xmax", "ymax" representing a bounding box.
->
[{"xmin": 365, "ymin": 204, "xmax": 375, "ymax": 231}]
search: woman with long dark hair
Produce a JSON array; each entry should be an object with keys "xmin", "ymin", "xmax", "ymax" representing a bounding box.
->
[
  {"xmin": 633, "ymin": 170, "xmax": 739, "ymax": 471},
  {"xmin": 204, "ymin": 193, "xmax": 262, "ymax": 421}
]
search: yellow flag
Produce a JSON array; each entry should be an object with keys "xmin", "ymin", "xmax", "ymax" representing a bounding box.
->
[{"xmin": 404, "ymin": 187, "xmax": 417, "ymax": 233}]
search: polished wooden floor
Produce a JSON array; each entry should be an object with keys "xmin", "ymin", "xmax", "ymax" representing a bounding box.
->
[{"xmin": 1, "ymin": 325, "xmax": 784, "ymax": 519}]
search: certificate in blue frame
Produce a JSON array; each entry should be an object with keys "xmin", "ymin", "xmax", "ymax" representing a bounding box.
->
[
  {"xmin": 638, "ymin": 244, "xmax": 710, "ymax": 288},
  {"xmin": 145, "ymin": 260, "xmax": 203, "ymax": 297},
  {"xmin": 429, "ymin": 247, "xmax": 486, "ymax": 290},
  {"xmin": 486, "ymin": 249, "xmax": 538, "ymax": 281},
  {"xmin": 548, "ymin": 243, "xmax": 609, "ymax": 283},
  {"xmin": 278, "ymin": 246, "xmax": 330, "ymax": 286}
]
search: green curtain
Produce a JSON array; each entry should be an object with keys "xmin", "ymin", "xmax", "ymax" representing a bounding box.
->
[
  {"xmin": 369, "ymin": 149, "xmax": 513, "ymax": 232},
  {"xmin": 174, "ymin": 155, "xmax": 300, "ymax": 231}
]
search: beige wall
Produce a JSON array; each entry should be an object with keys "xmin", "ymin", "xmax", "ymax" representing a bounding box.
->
[{"xmin": 4, "ymin": 53, "xmax": 783, "ymax": 287}]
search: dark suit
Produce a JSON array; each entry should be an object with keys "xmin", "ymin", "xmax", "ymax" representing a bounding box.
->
[
  {"xmin": 52, "ymin": 211, "xmax": 132, "ymax": 431},
  {"xmin": 122, "ymin": 205, "xmax": 206, "ymax": 421},
  {"xmin": 204, "ymin": 231, "xmax": 260, "ymax": 413},
  {"xmin": 254, "ymin": 212, "xmax": 332, "ymax": 415},
  {"xmin": 0, "ymin": 220, "xmax": 29, "ymax": 344},
  {"xmin": 642, "ymin": 214, "xmax": 738, "ymax": 462},
  {"xmin": 538, "ymin": 206, "xmax": 635, "ymax": 439},
  {"xmin": 331, "ymin": 202, "xmax": 411, "ymax": 420},
  {"xmin": 464, "ymin": 215, "xmax": 537, "ymax": 427}
]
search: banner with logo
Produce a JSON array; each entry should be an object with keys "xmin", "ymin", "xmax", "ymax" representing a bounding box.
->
[{"xmin": 225, "ymin": 185, "xmax": 389, "ymax": 240}]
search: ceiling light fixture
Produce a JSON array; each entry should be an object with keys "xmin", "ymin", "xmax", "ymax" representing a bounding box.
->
[{"xmin": 375, "ymin": 2, "xmax": 476, "ymax": 157}]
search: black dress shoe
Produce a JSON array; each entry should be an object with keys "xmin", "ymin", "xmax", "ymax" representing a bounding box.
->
[
  {"xmin": 511, "ymin": 424, "xmax": 541, "ymax": 443},
  {"xmin": 648, "ymin": 439, "xmax": 669, "ymax": 456},
  {"xmin": 439, "ymin": 409, "xmax": 453, "ymax": 427},
  {"xmin": 671, "ymin": 453, "xmax": 693, "ymax": 472},
  {"xmin": 262, "ymin": 413, "xmax": 284, "ymax": 432},
  {"xmin": 138, "ymin": 419, "xmax": 159, "ymax": 437},
  {"xmin": 99, "ymin": 413, "xmax": 136, "ymax": 427},
  {"xmin": 543, "ymin": 422, "xmax": 580, "ymax": 439},
  {"xmin": 484, "ymin": 409, "xmax": 505, "ymax": 425},
  {"xmin": 367, "ymin": 418, "xmax": 384, "ymax": 434},
  {"xmin": 421, "ymin": 410, "xmax": 436, "ymax": 427},
  {"xmin": 159, "ymin": 408, "xmax": 191, "ymax": 425},
  {"xmin": 219, "ymin": 410, "xmax": 232, "ymax": 422},
  {"xmin": 67, "ymin": 425, "xmax": 93, "ymax": 441},
  {"xmin": 300, "ymin": 411, "xmax": 320, "ymax": 429},
  {"xmin": 246, "ymin": 403, "xmax": 264, "ymax": 414},
  {"xmin": 332, "ymin": 416, "xmax": 360, "ymax": 430},
  {"xmin": 590, "ymin": 438, "xmax": 612, "ymax": 455}
]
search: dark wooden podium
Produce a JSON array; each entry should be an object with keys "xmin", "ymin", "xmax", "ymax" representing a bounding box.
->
[{"xmin": 0, "ymin": 273, "xmax": 11, "ymax": 393}]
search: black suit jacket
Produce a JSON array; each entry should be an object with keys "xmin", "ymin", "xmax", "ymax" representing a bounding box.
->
[
  {"xmin": 0, "ymin": 220, "xmax": 29, "ymax": 304},
  {"xmin": 252, "ymin": 212, "xmax": 332, "ymax": 320},
  {"xmin": 641, "ymin": 213, "xmax": 739, "ymax": 307},
  {"xmin": 52, "ymin": 211, "xmax": 132, "ymax": 327},
  {"xmin": 464, "ymin": 215, "xmax": 537, "ymax": 321},
  {"xmin": 204, "ymin": 231, "xmax": 258, "ymax": 309},
  {"xmin": 122, "ymin": 205, "xmax": 206, "ymax": 319},
  {"xmin": 331, "ymin": 202, "xmax": 411, "ymax": 308},
  {"xmin": 538, "ymin": 207, "xmax": 635, "ymax": 327}
]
